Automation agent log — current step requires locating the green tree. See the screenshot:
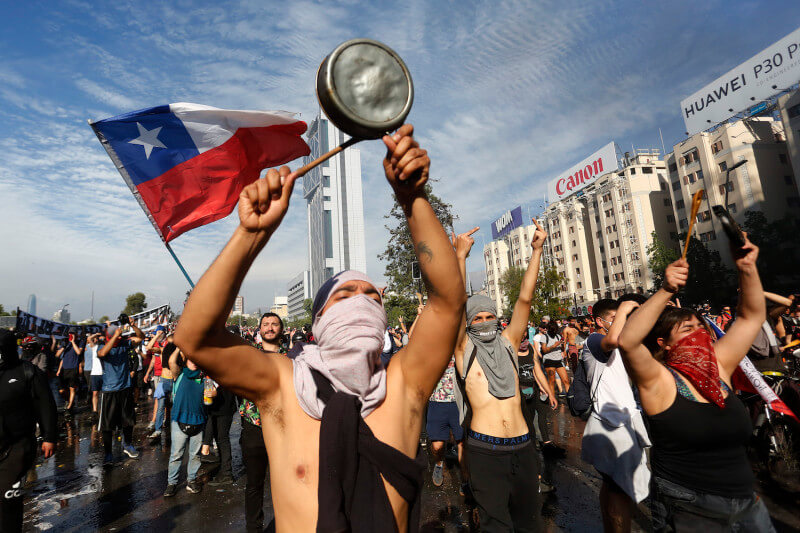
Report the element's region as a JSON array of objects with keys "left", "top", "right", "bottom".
[
  {"left": 122, "top": 292, "right": 147, "bottom": 316},
  {"left": 497, "top": 265, "right": 568, "bottom": 322},
  {"left": 742, "top": 210, "right": 800, "bottom": 292},
  {"left": 681, "top": 234, "right": 735, "bottom": 308},
  {"left": 646, "top": 231, "right": 680, "bottom": 290},
  {"left": 379, "top": 184, "right": 456, "bottom": 299},
  {"left": 383, "top": 294, "right": 419, "bottom": 329},
  {"left": 99, "top": 315, "right": 109, "bottom": 323}
]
